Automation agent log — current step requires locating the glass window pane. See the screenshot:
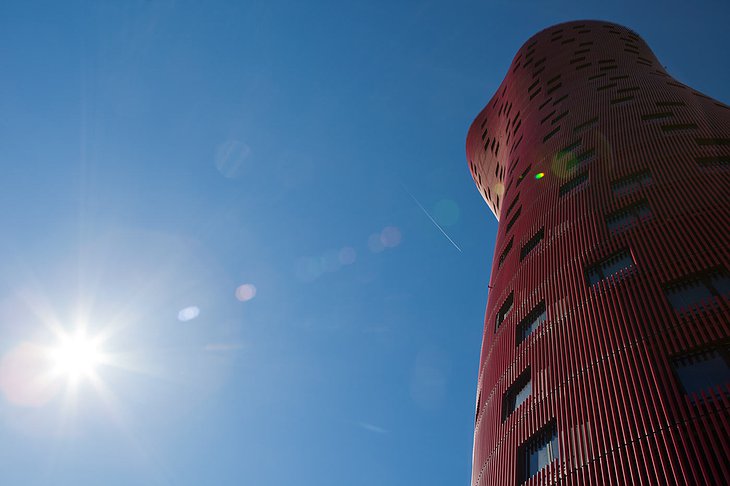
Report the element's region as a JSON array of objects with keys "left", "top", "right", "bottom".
[
  {"left": 710, "top": 273, "right": 730, "bottom": 297},
  {"left": 673, "top": 349, "right": 730, "bottom": 397},
  {"left": 666, "top": 281, "right": 713, "bottom": 311},
  {"left": 601, "top": 252, "right": 633, "bottom": 277}
]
